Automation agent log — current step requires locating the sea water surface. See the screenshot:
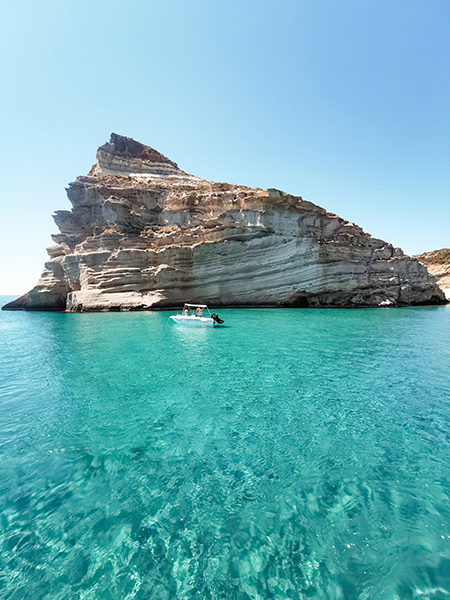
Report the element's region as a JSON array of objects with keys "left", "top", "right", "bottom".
[{"left": 1, "top": 297, "right": 450, "bottom": 600}]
